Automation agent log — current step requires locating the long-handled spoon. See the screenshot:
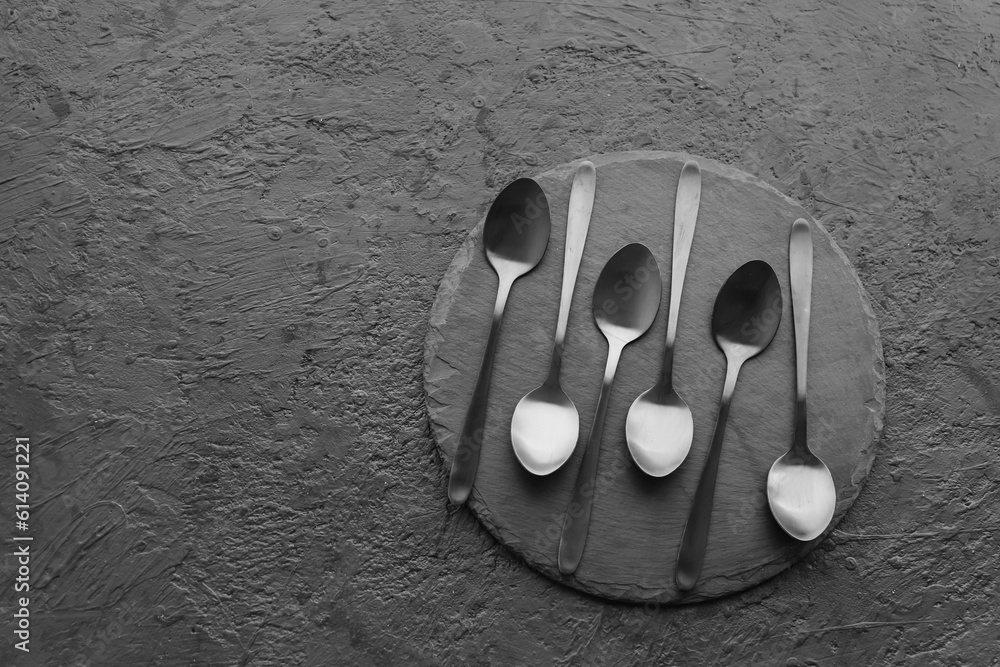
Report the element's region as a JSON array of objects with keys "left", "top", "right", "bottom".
[
  {"left": 767, "top": 219, "right": 837, "bottom": 541},
  {"left": 558, "top": 243, "right": 662, "bottom": 574},
  {"left": 626, "top": 160, "right": 702, "bottom": 476},
  {"left": 511, "top": 162, "right": 597, "bottom": 475},
  {"left": 448, "top": 179, "right": 551, "bottom": 506},
  {"left": 675, "top": 260, "right": 782, "bottom": 591}
]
